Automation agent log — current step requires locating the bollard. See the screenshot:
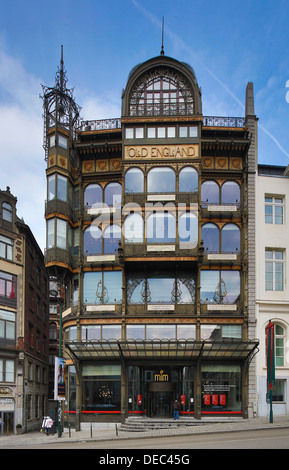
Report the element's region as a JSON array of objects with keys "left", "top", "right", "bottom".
[
  {"left": 90, "top": 422, "right": 92, "bottom": 438},
  {"left": 69, "top": 424, "right": 71, "bottom": 438},
  {"left": 115, "top": 423, "right": 118, "bottom": 436}
]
